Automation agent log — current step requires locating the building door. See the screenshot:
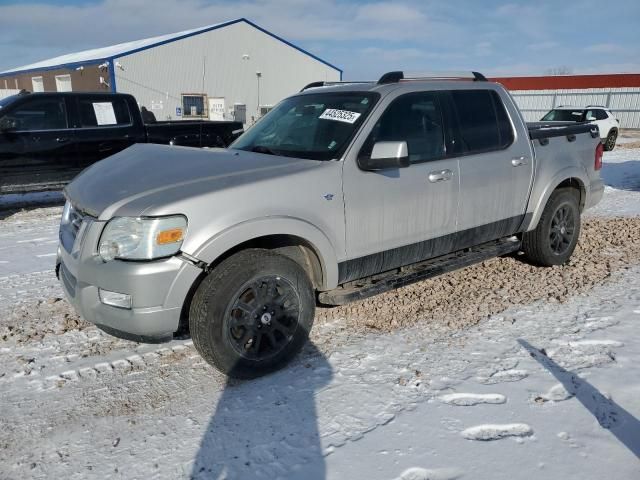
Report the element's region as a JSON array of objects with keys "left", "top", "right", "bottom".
[{"left": 208, "top": 97, "right": 225, "bottom": 121}]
